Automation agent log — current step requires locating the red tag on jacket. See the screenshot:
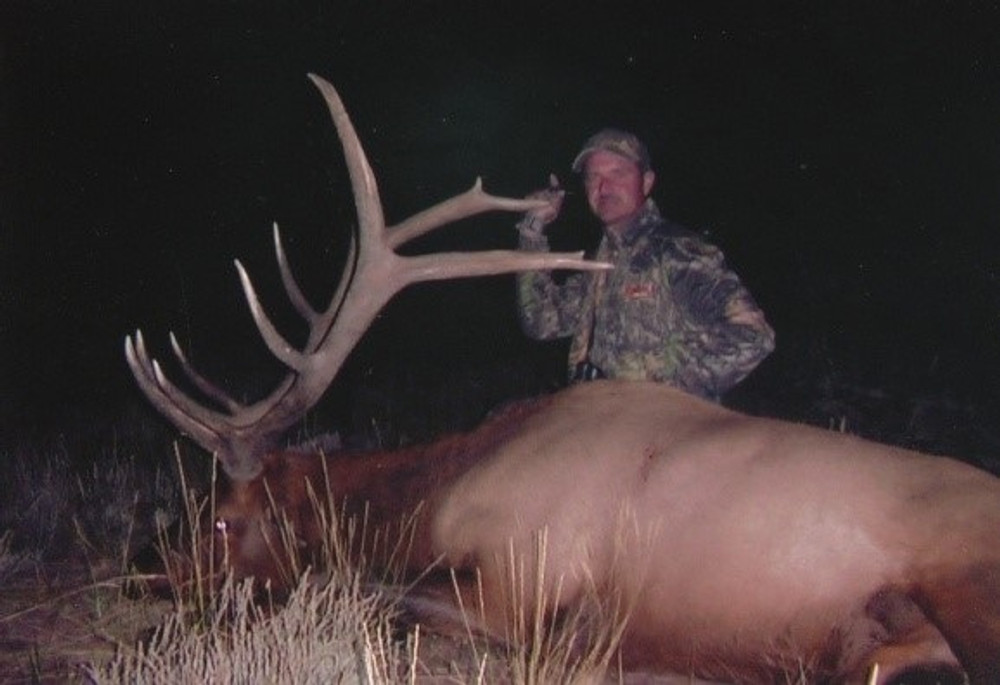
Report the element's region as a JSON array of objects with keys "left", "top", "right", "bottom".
[{"left": 623, "top": 282, "right": 656, "bottom": 299}]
